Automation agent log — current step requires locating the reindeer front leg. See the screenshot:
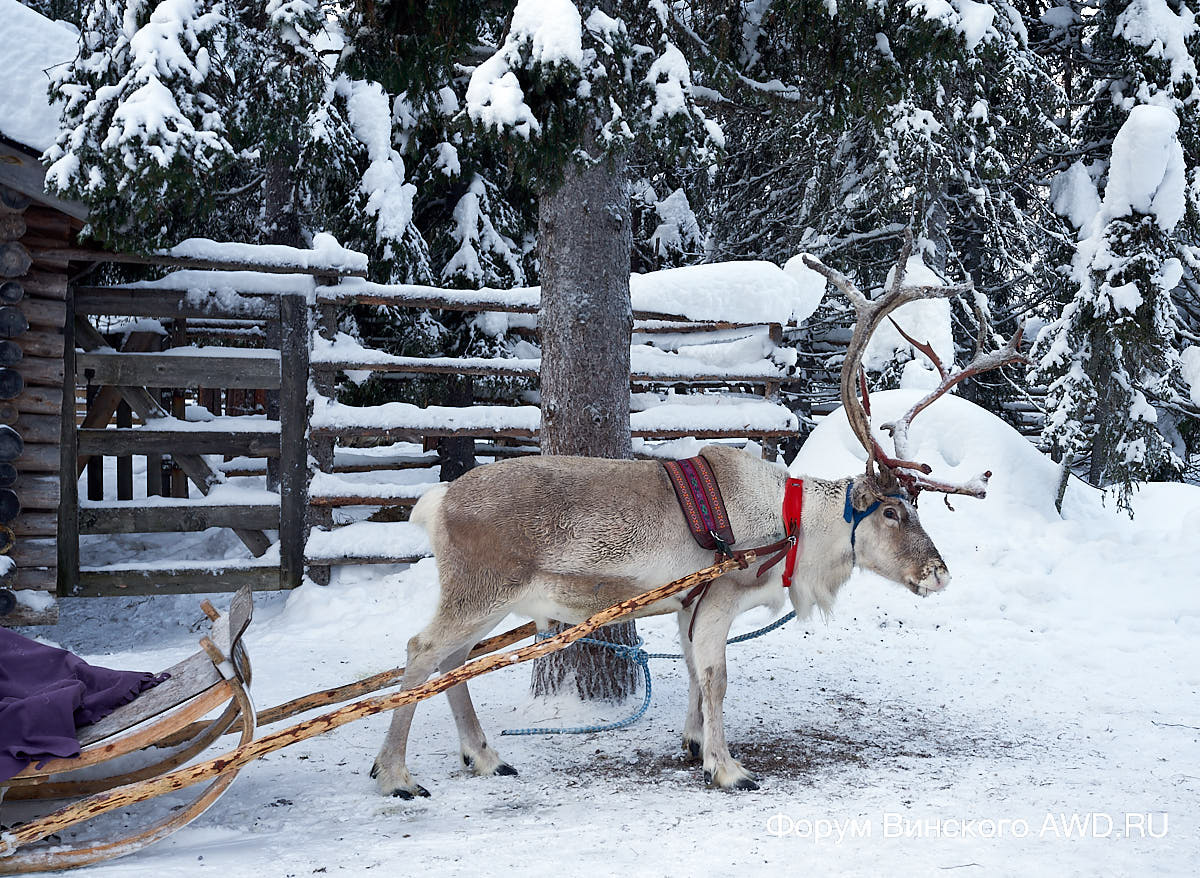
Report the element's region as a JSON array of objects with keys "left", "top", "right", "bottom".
[
  {"left": 688, "top": 599, "right": 760, "bottom": 791},
  {"left": 677, "top": 610, "right": 703, "bottom": 762}
]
